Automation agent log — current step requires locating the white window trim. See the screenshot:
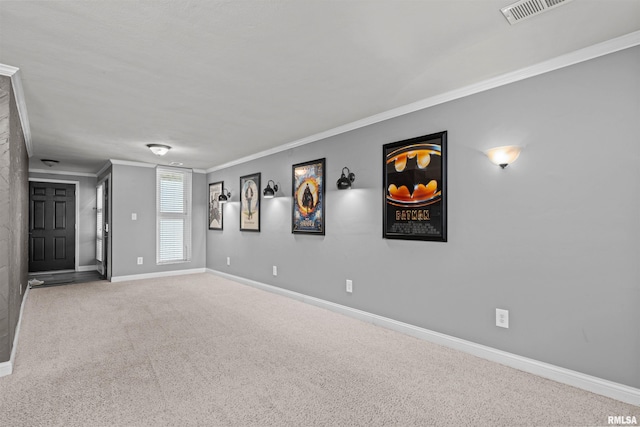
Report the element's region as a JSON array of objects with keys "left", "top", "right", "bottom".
[{"left": 156, "top": 166, "right": 192, "bottom": 265}]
